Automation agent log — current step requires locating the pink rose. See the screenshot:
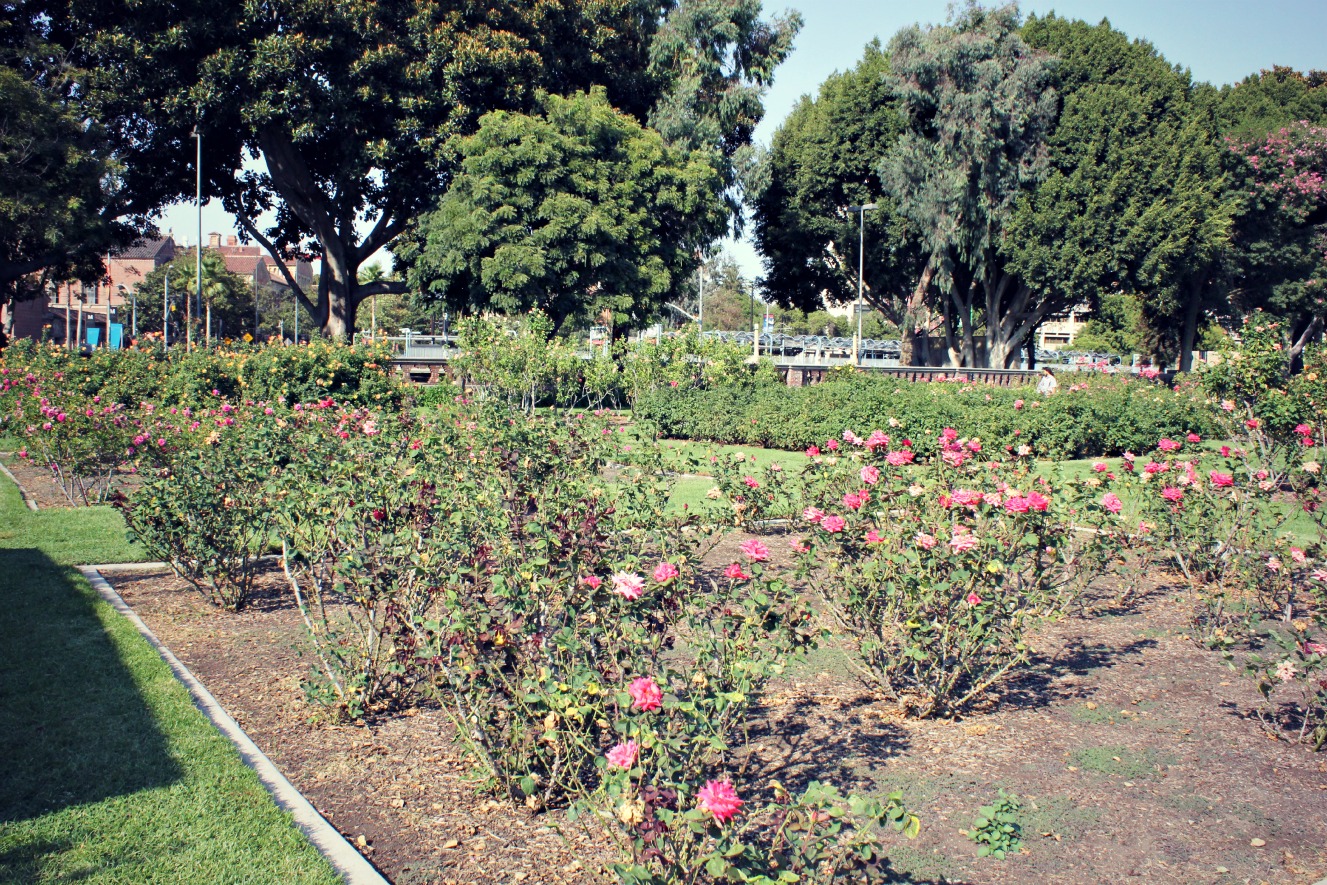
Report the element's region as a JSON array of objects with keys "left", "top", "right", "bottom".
[
  {"left": 1290, "top": 547, "right": 1307, "bottom": 564},
  {"left": 1013, "top": 399, "right": 1025, "bottom": 410},
  {"left": 865, "top": 430, "right": 890, "bottom": 451},
  {"left": 806, "top": 445, "right": 820, "bottom": 457},
  {"left": 1026, "top": 491, "right": 1050, "bottom": 512},
  {"left": 742, "top": 475, "right": 760, "bottom": 489},
  {"left": 628, "top": 677, "right": 663, "bottom": 712},
  {"left": 825, "top": 439, "right": 839, "bottom": 451},
  {"left": 1186, "top": 433, "right": 1202, "bottom": 443},
  {"left": 860, "top": 465, "right": 880, "bottom": 485},
  {"left": 724, "top": 562, "right": 752, "bottom": 581},
  {"left": 914, "top": 532, "right": 938, "bottom": 550},
  {"left": 739, "top": 539, "right": 770, "bottom": 561},
  {"left": 1004, "top": 496, "right": 1030, "bottom": 514},
  {"left": 803, "top": 506, "right": 824, "bottom": 524},
  {"left": 865, "top": 529, "right": 884, "bottom": 543},
  {"left": 606, "top": 740, "right": 639, "bottom": 769},
  {"left": 697, "top": 780, "right": 743, "bottom": 823},
  {"left": 949, "top": 531, "right": 979, "bottom": 552},
  {"left": 966, "top": 592, "right": 981, "bottom": 606},
  {"left": 885, "top": 450, "right": 914, "bottom": 467},
  {"left": 652, "top": 562, "right": 679, "bottom": 583},
  {"left": 842, "top": 491, "right": 866, "bottom": 511},
  {"left": 1209, "top": 471, "right": 1234, "bottom": 488},
  {"left": 821, "top": 515, "right": 846, "bottom": 533},
  {"left": 1102, "top": 492, "right": 1123, "bottom": 514},
  {"left": 1161, "top": 487, "right": 1184, "bottom": 503},
  {"left": 1157, "top": 438, "right": 1181, "bottom": 452},
  {"left": 788, "top": 537, "right": 809, "bottom": 554},
  {"left": 1092, "top": 462, "right": 1108, "bottom": 473},
  {"left": 611, "top": 572, "right": 646, "bottom": 600}
]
